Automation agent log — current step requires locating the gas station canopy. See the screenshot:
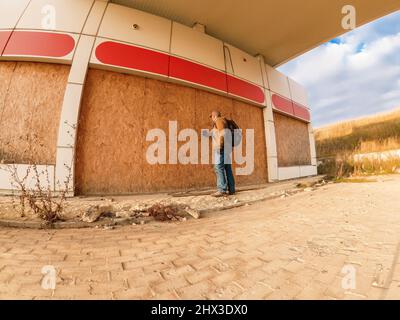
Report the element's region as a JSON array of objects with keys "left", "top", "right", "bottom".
[{"left": 114, "top": 0, "right": 400, "bottom": 66}]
